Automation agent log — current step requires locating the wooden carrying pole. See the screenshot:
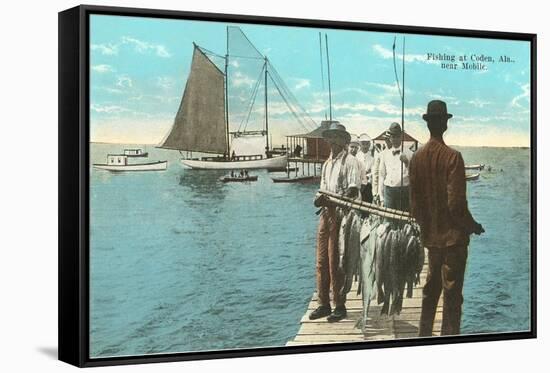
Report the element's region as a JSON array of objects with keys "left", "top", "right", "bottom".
[{"left": 319, "top": 190, "right": 414, "bottom": 222}]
